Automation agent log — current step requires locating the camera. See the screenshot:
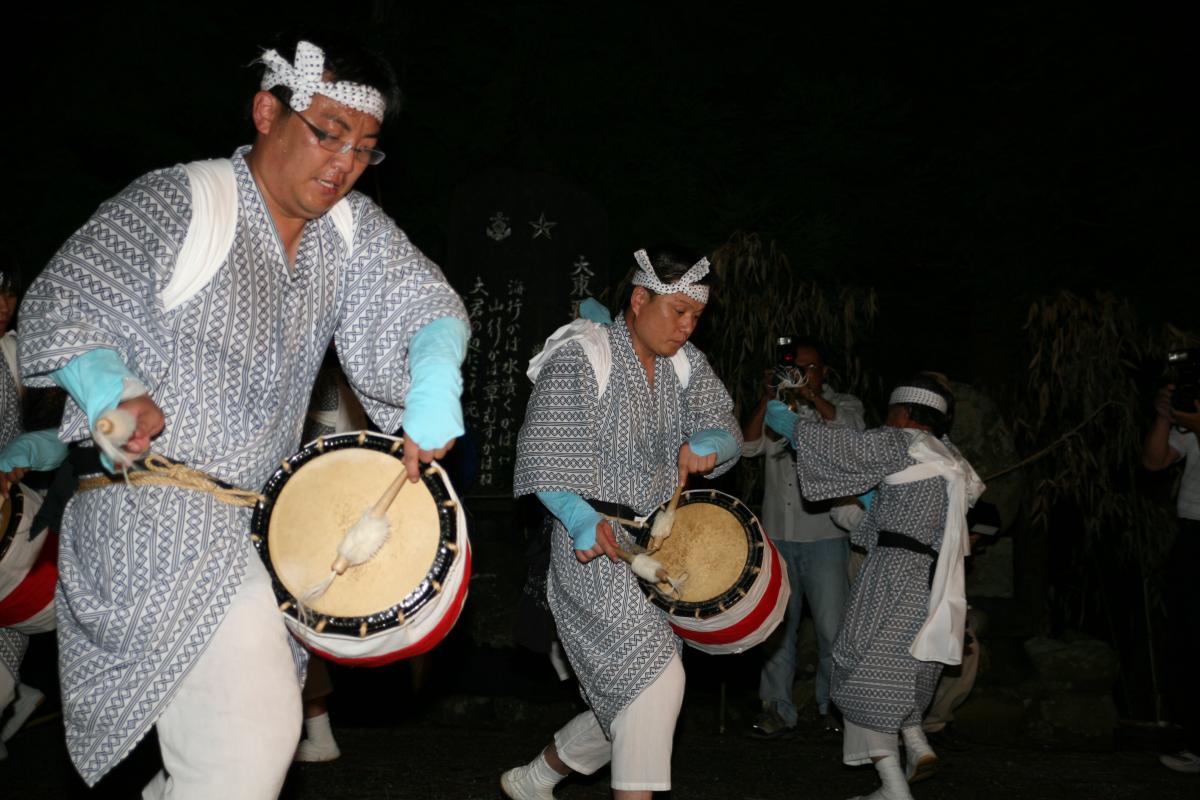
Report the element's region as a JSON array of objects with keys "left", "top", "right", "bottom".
[
  {"left": 774, "top": 336, "right": 797, "bottom": 368},
  {"left": 771, "top": 336, "right": 808, "bottom": 408},
  {"left": 1166, "top": 348, "right": 1200, "bottom": 414}
]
